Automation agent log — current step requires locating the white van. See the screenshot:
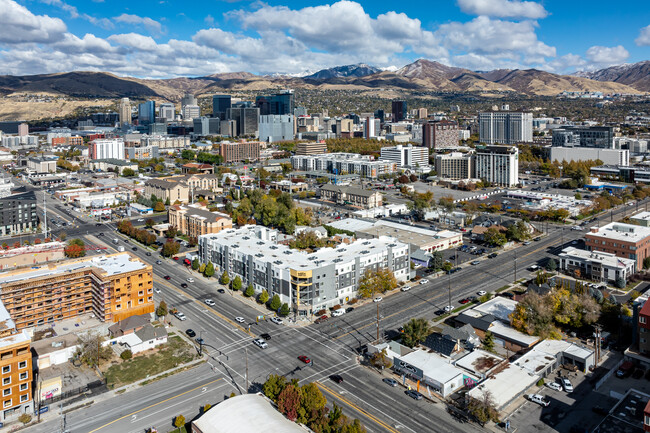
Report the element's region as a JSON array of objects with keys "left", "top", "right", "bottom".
[{"left": 332, "top": 309, "right": 345, "bottom": 317}]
